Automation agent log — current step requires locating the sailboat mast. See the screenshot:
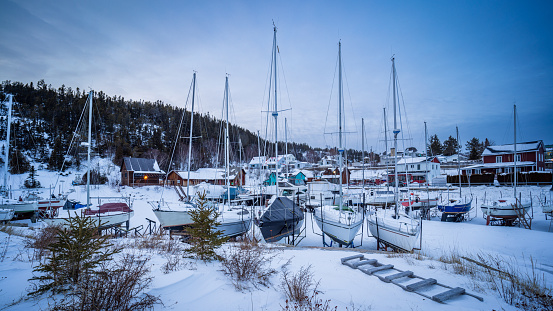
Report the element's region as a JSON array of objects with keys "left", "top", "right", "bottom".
[
  {"left": 392, "top": 57, "right": 400, "bottom": 215},
  {"left": 3, "top": 95, "right": 12, "bottom": 193},
  {"left": 87, "top": 90, "right": 93, "bottom": 209},
  {"left": 514, "top": 104, "right": 517, "bottom": 197},
  {"left": 272, "top": 25, "right": 279, "bottom": 196},
  {"left": 225, "top": 76, "right": 230, "bottom": 204},
  {"left": 338, "top": 41, "right": 343, "bottom": 209},
  {"left": 424, "top": 121, "right": 428, "bottom": 183},
  {"left": 362, "top": 118, "right": 365, "bottom": 190},
  {"left": 285, "top": 118, "right": 288, "bottom": 176},
  {"left": 384, "top": 107, "right": 389, "bottom": 192},
  {"left": 456, "top": 126, "right": 461, "bottom": 198},
  {"left": 186, "top": 72, "right": 196, "bottom": 198}
]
